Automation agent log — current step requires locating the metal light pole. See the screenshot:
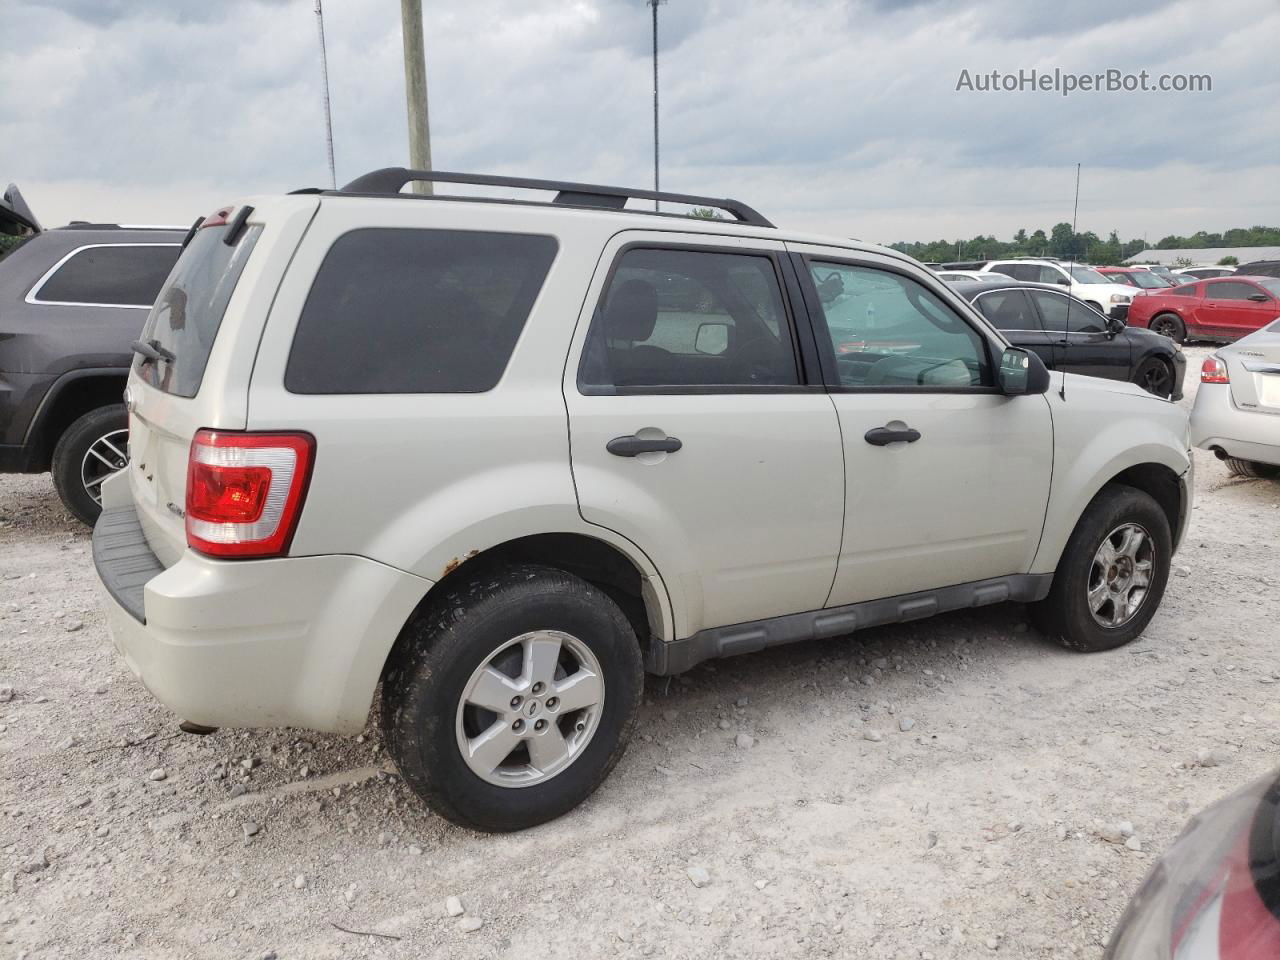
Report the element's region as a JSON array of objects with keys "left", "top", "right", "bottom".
[
  {"left": 400, "top": 0, "right": 433, "bottom": 194},
  {"left": 313, "top": 0, "right": 337, "bottom": 188},
  {"left": 648, "top": 0, "right": 666, "bottom": 210}
]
